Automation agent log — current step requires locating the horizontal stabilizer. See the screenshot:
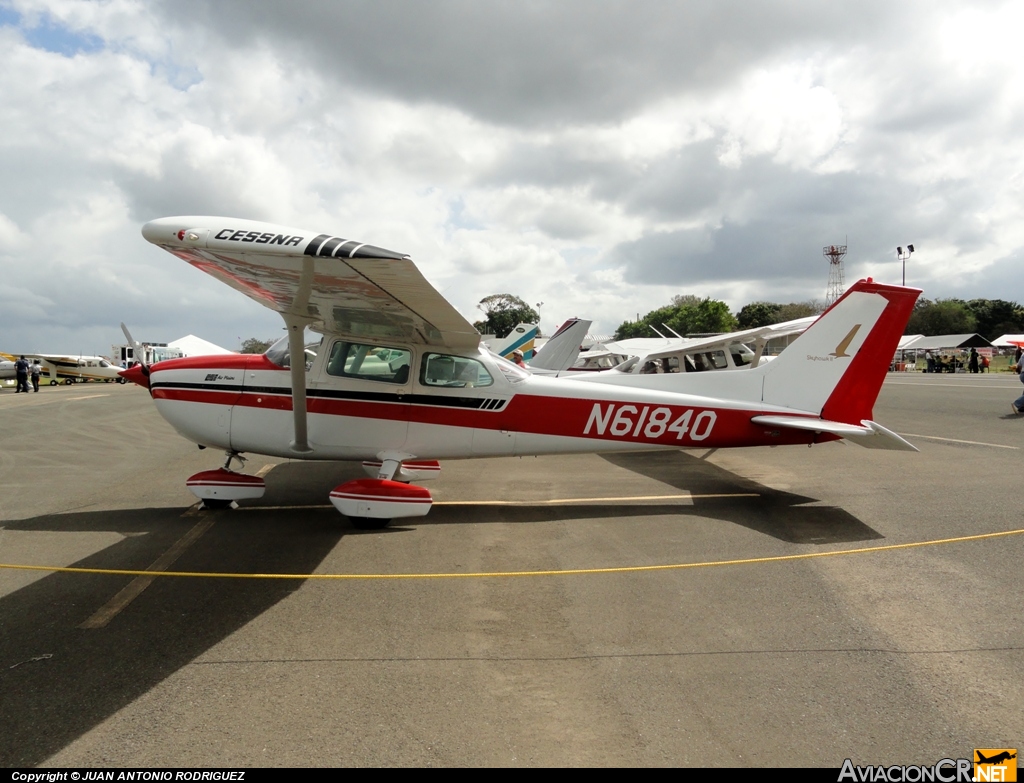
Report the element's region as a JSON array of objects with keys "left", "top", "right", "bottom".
[{"left": 751, "top": 415, "right": 918, "bottom": 452}]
